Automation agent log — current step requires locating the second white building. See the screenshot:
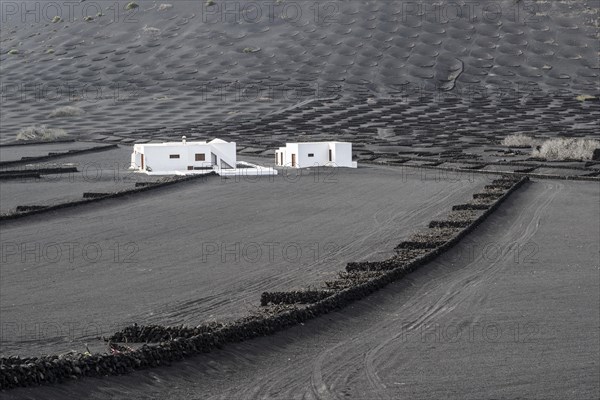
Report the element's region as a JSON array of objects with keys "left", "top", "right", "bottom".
[{"left": 275, "top": 142, "right": 357, "bottom": 168}]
